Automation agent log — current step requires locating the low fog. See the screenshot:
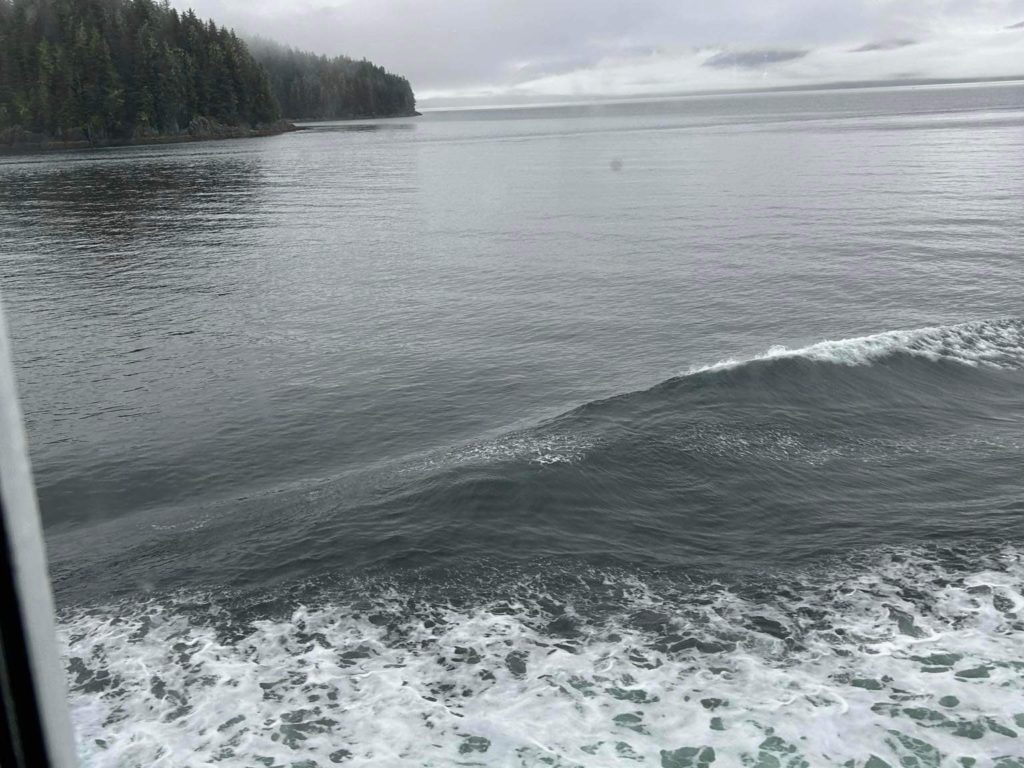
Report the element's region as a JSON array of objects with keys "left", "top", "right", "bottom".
[{"left": 176, "top": 0, "right": 1024, "bottom": 105}]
